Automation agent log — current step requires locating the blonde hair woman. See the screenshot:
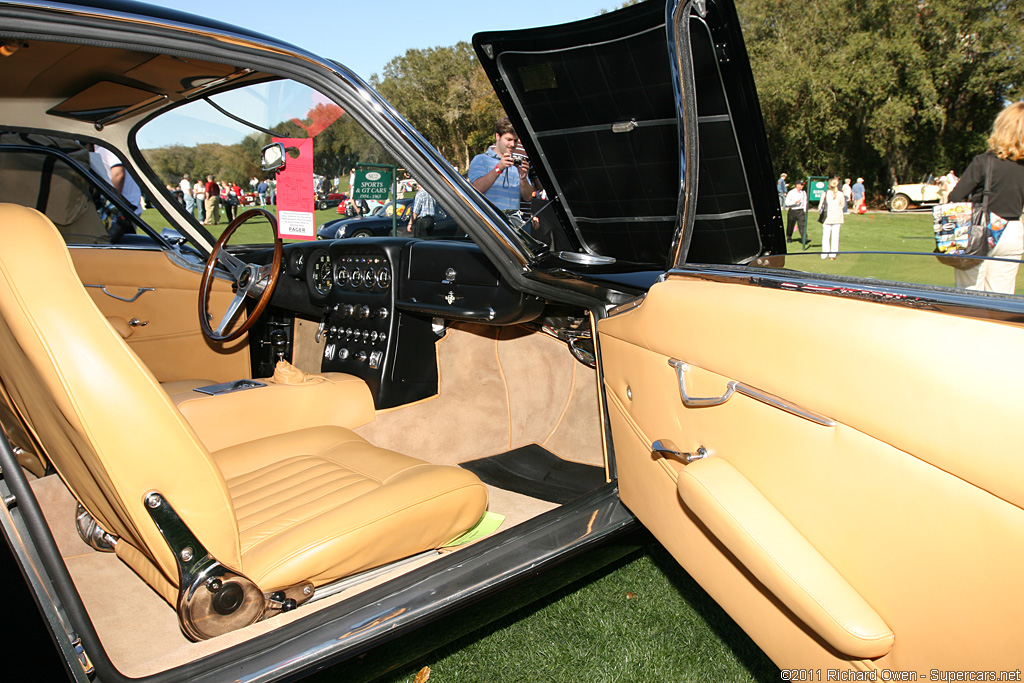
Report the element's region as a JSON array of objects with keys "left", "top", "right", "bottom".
[
  {"left": 948, "top": 102, "right": 1024, "bottom": 293},
  {"left": 818, "top": 177, "right": 846, "bottom": 259}
]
